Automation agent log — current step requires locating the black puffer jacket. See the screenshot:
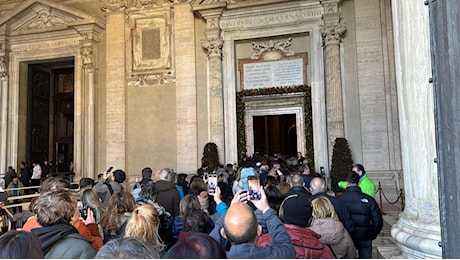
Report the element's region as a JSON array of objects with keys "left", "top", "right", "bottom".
[{"left": 337, "top": 186, "right": 383, "bottom": 241}]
